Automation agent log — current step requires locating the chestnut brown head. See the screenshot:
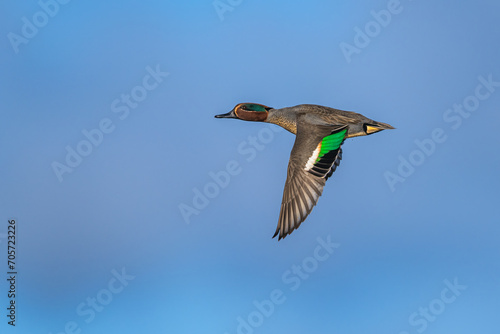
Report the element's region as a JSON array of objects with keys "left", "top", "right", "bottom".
[{"left": 215, "top": 103, "right": 272, "bottom": 122}]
